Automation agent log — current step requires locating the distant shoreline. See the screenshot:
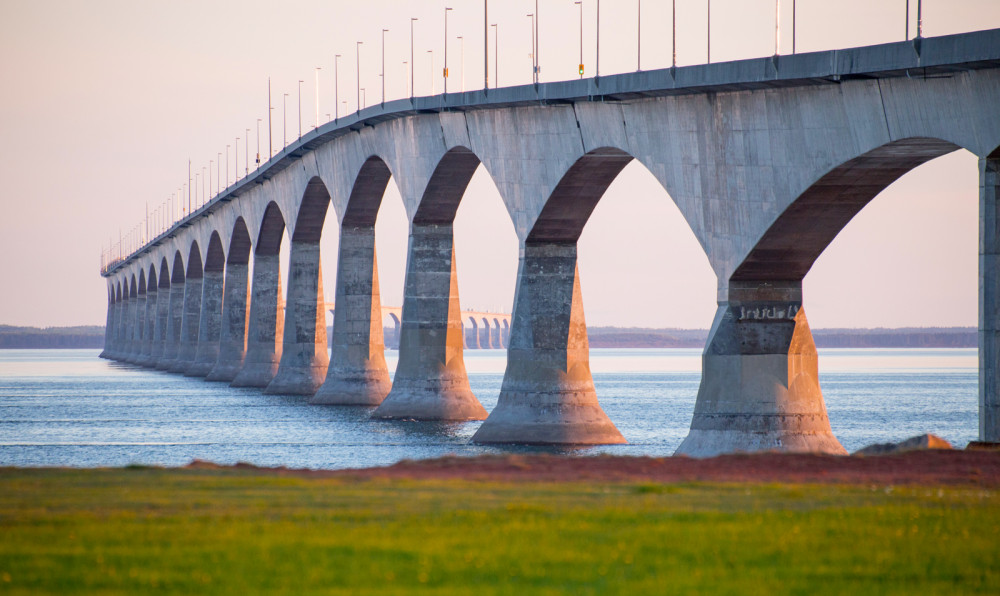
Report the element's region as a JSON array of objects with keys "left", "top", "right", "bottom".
[{"left": 0, "top": 324, "right": 978, "bottom": 349}]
